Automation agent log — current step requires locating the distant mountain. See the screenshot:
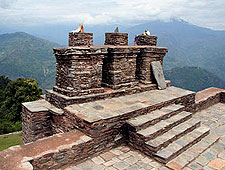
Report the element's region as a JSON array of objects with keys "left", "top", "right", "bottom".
[
  {"left": 125, "top": 20, "right": 225, "bottom": 81},
  {"left": 165, "top": 66, "right": 225, "bottom": 92},
  {"left": 0, "top": 32, "right": 60, "bottom": 90}
]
